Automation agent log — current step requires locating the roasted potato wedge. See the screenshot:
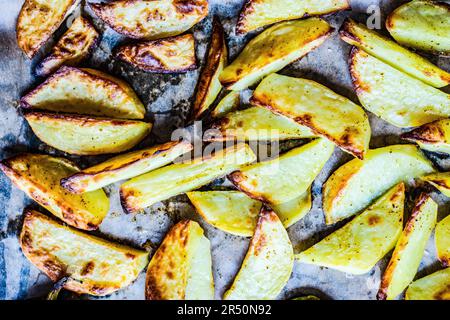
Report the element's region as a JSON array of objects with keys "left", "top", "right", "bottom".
[
  {"left": 192, "top": 18, "right": 227, "bottom": 120},
  {"left": 402, "top": 119, "right": 450, "bottom": 155},
  {"left": 211, "top": 91, "right": 240, "bottom": 119},
  {"left": 229, "top": 138, "right": 334, "bottom": 204},
  {"left": 0, "top": 154, "right": 109, "bottom": 230},
  {"left": 20, "top": 209, "right": 148, "bottom": 295},
  {"left": 120, "top": 143, "right": 256, "bottom": 213},
  {"left": 205, "top": 106, "right": 314, "bottom": 142},
  {"left": 350, "top": 48, "right": 450, "bottom": 128},
  {"left": 378, "top": 193, "right": 437, "bottom": 300},
  {"left": 436, "top": 214, "right": 450, "bottom": 266},
  {"left": 422, "top": 172, "right": 450, "bottom": 197},
  {"left": 323, "top": 144, "right": 434, "bottom": 224},
  {"left": 297, "top": 183, "right": 405, "bottom": 275},
  {"left": 271, "top": 189, "right": 312, "bottom": 228},
  {"left": 219, "top": 18, "right": 332, "bottom": 91},
  {"left": 236, "top": 0, "right": 349, "bottom": 34},
  {"left": 89, "top": 0, "right": 208, "bottom": 40},
  {"left": 224, "top": 207, "right": 294, "bottom": 299},
  {"left": 386, "top": 0, "right": 450, "bottom": 55},
  {"left": 252, "top": 73, "right": 370, "bottom": 159},
  {"left": 61, "top": 141, "right": 192, "bottom": 193},
  {"left": 146, "top": 220, "right": 214, "bottom": 300},
  {"left": 115, "top": 34, "right": 197, "bottom": 73},
  {"left": 405, "top": 267, "right": 450, "bottom": 300},
  {"left": 21, "top": 66, "right": 145, "bottom": 119},
  {"left": 25, "top": 112, "right": 151, "bottom": 156},
  {"left": 340, "top": 18, "right": 450, "bottom": 88},
  {"left": 35, "top": 16, "right": 99, "bottom": 77},
  {"left": 16, "top": 0, "right": 80, "bottom": 58}
]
